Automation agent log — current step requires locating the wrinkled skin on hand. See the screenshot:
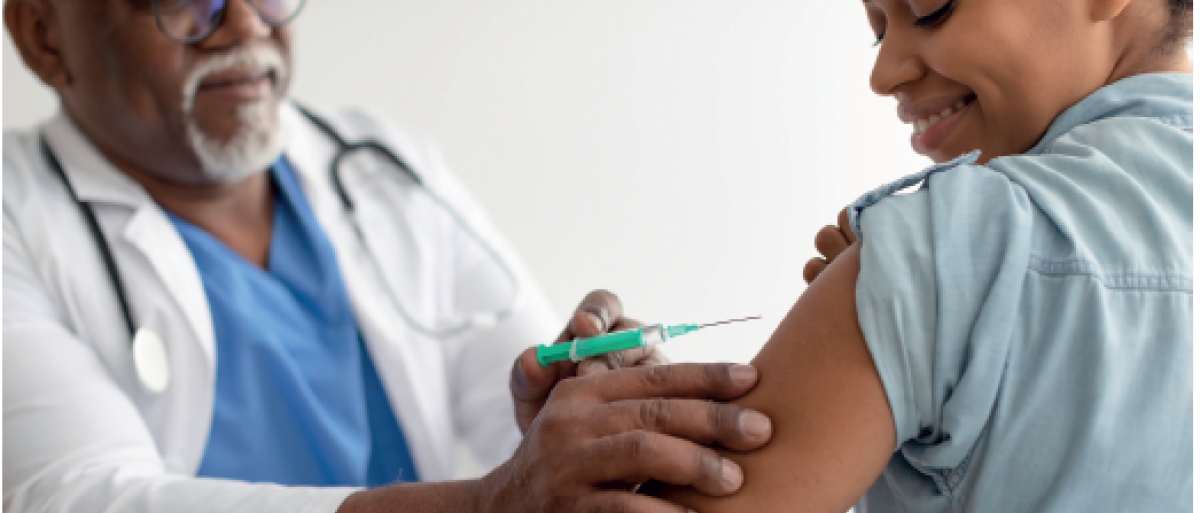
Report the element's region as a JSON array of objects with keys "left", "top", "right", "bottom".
[
  {"left": 481, "top": 360, "right": 772, "bottom": 513},
  {"left": 511, "top": 289, "right": 669, "bottom": 434}
]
